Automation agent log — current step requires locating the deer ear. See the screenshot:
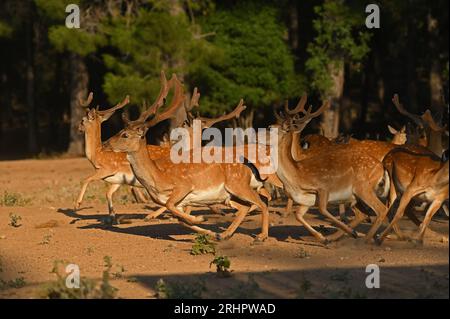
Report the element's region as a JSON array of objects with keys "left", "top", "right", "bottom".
[
  {"left": 400, "top": 125, "right": 406, "bottom": 133},
  {"left": 387, "top": 125, "right": 397, "bottom": 135},
  {"left": 136, "top": 125, "right": 147, "bottom": 138}
]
